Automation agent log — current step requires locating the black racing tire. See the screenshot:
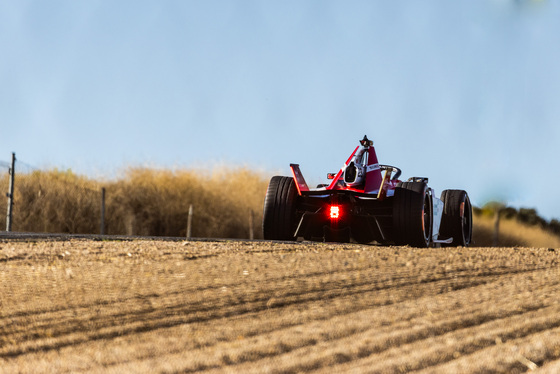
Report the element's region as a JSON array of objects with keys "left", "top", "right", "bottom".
[
  {"left": 262, "top": 176, "right": 299, "bottom": 240},
  {"left": 439, "top": 190, "right": 472, "bottom": 247},
  {"left": 393, "top": 182, "right": 432, "bottom": 247}
]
